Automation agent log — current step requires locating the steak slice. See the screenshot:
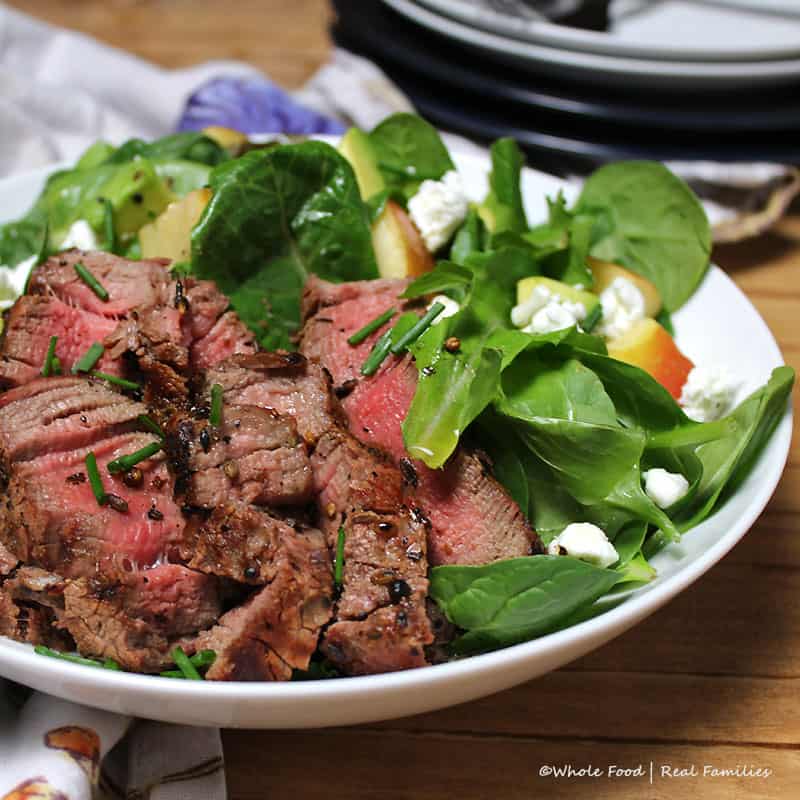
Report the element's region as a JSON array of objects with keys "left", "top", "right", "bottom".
[
  {"left": 311, "top": 429, "right": 432, "bottom": 675},
  {"left": 0, "top": 295, "right": 121, "bottom": 388},
  {"left": 194, "top": 517, "right": 333, "bottom": 681},
  {"left": 59, "top": 564, "right": 221, "bottom": 672},
  {"left": 191, "top": 310, "right": 257, "bottom": 370},
  {"left": 205, "top": 351, "right": 342, "bottom": 445},
  {"left": 301, "top": 276, "right": 540, "bottom": 566},
  {"left": 165, "top": 406, "right": 313, "bottom": 510},
  {"left": 0, "top": 378, "right": 182, "bottom": 576}
]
